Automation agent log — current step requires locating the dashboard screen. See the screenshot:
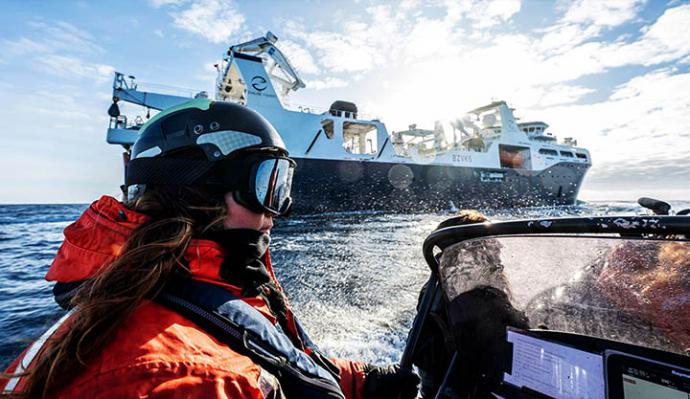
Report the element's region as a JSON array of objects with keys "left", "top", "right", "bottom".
[{"left": 622, "top": 366, "right": 690, "bottom": 399}]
